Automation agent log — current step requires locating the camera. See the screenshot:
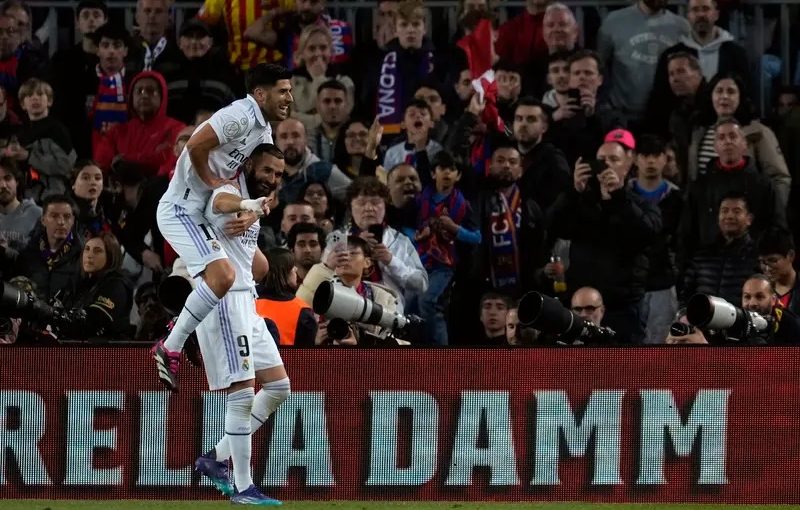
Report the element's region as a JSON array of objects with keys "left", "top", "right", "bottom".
[
  {"left": 312, "top": 281, "right": 423, "bottom": 343},
  {"left": 0, "top": 280, "right": 86, "bottom": 336},
  {"left": 685, "top": 294, "right": 770, "bottom": 343},
  {"left": 517, "top": 291, "right": 616, "bottom": 344}
]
